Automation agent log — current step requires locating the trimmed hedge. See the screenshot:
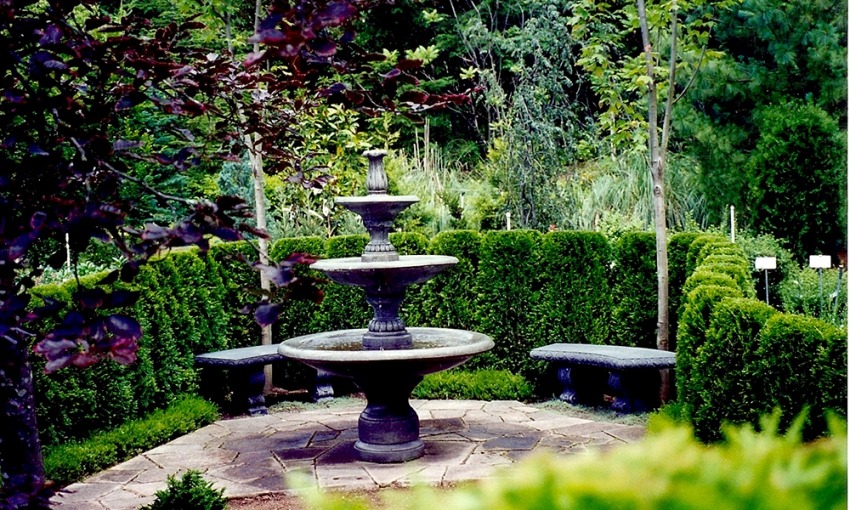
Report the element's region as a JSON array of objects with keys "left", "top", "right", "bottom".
[
  {"left": 422, "top": 230, "right": 483, "bottom": 330},
  {"left": 690, "top": 298, "right": 778, "bottom": 441},
  {"left": 43, "top": 395, "right": 218, "bottom": 487},
  {"left": 473, "top": 230, "right": 541, "bottom": 375},
  {"left": 411, "top": 369, "right": 533, "bottom": 401},
  {"left": 667, "top": 232, "right": 700, "bottom": 350},
  {"left": 610, "top": 232, "right": 656, "bottom": 348}
]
